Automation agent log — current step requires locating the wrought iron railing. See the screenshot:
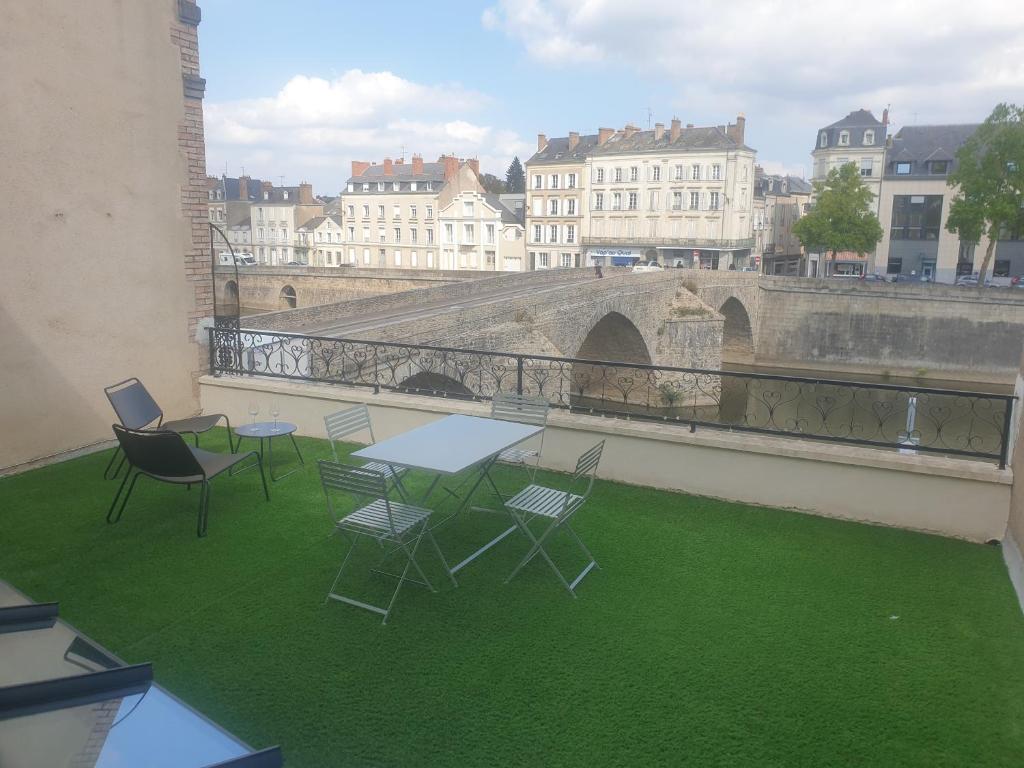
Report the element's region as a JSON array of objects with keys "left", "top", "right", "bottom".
[{"left": 208, "top": 328, "right": 1016, "bottom": 467}]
